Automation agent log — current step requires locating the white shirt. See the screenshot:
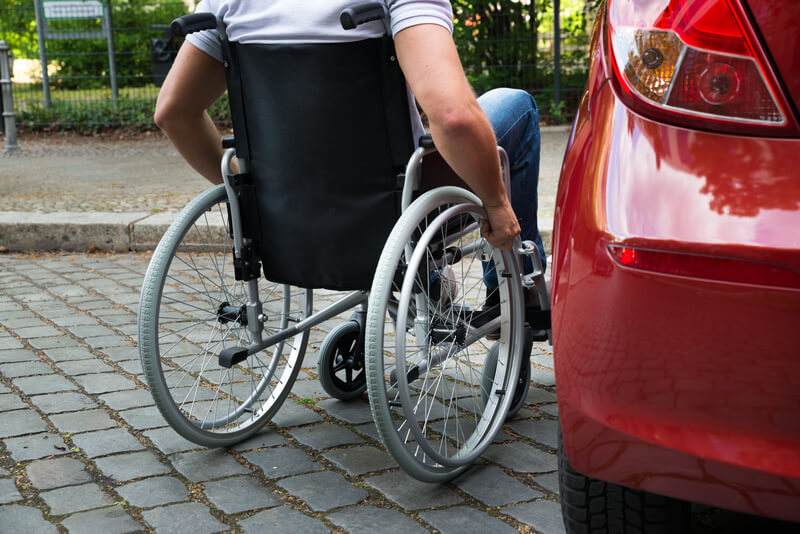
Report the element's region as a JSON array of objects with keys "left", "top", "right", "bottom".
[{"left": 186, "top": 0, "right": 454, "bottom": 144}]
